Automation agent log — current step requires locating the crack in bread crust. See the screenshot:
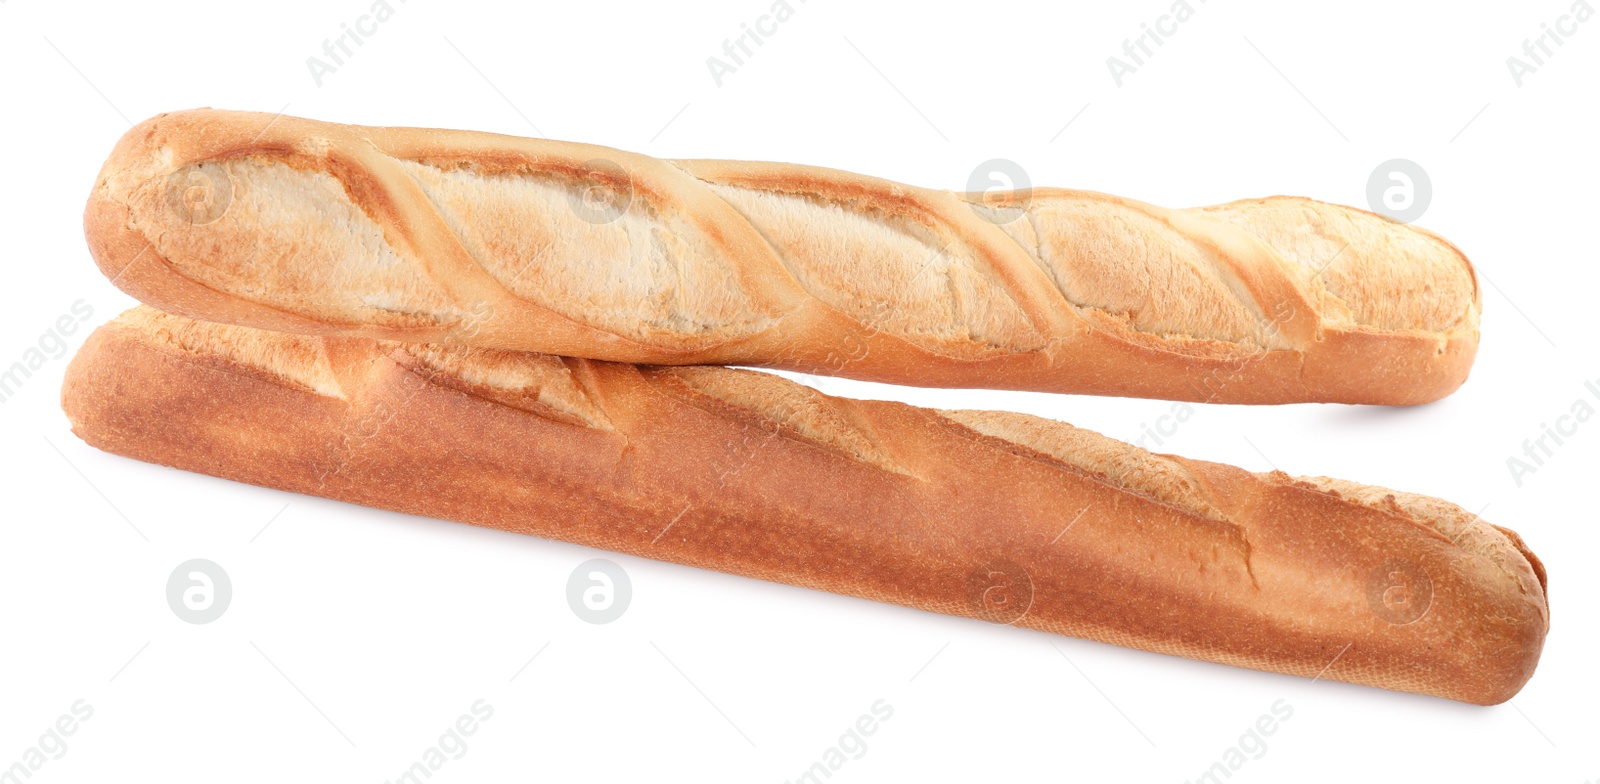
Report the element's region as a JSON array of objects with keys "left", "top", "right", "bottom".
[
  {"left": 400, "top": 160, "right": 781, "bottom": 347},
  {"left": 704, "top": 182, "right": 1047, "bottom": 357},
  {"left": 130, "top": 158, "right": 466, "bottom": 328},
  {"left": 116, "top": 306, "right": 344, "bottom": 397},
  {"left": 1002, "top": 193, "right": 1291, "bottom": 348},
  {"left": 388, "top": 344, "right": 614, "bottom": 431},
  {"left": 652, "top": 365, "right": 913, "bottom": 476},
  {"left": 1284, "top": 474, "right": 1547, "bottom": 612},
  {"left": 934, "top": 408, "right": 1227, "bottom": 521},
  {"left": 1200, "top": 198, "right": 1479, "bottom": 335}
]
